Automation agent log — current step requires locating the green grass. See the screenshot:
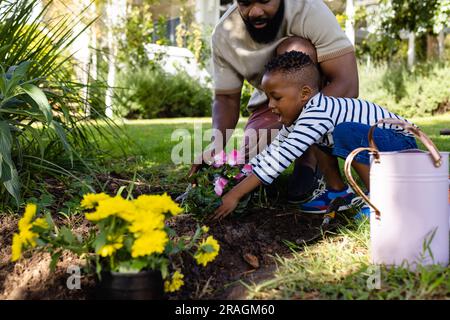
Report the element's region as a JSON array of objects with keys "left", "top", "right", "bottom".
[
  {"left": 96, "top": 114, "right": 449, "bottom": 300},
  {"left": 246, "top": 219, "right": 450, "bottom": 300}
]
